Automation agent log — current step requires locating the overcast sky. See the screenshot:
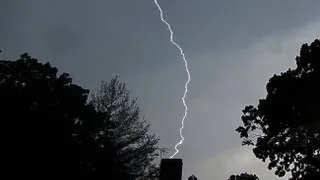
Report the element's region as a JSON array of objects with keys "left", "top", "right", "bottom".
[{"left": 2, "top": 0, "right": 320, "bottom": 179}]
